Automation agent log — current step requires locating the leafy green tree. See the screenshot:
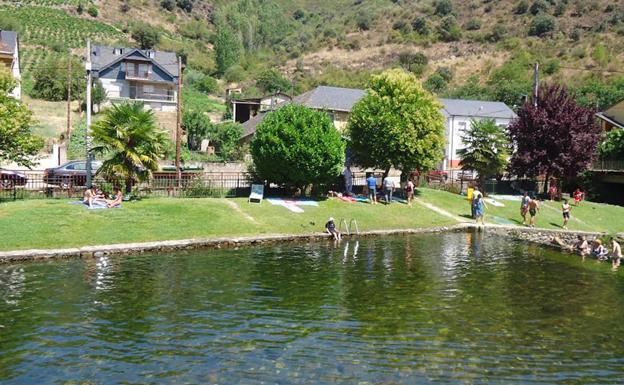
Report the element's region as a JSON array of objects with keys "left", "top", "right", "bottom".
[
  {"left": 131, "top": 23, "right": 161, "bottom": 50},
  {"left": 424, "top": 73, "right": 447, "bottom": 93},
  {"left": 0, "top": 94, "right": 43, "bottom": 168},
  {"left": 0, "top": 67, "right": 16, "bottom": 94},
  {"left": 574, "top": 77, "right": 624, "bottom": 110},
  {"left": 398, "top": 51, "right": 428, "bottom": 76},
  {"left": 92, "top": 80, "right": 107, "bottom": 110},
  {"left": 215, "top": 26, "right": 242, "bottom": 75},
  {"left": 182, "top": 110, "right": 212, "bottom": 151},
  {"left": 251, "top": 104, "right": 345, "bottom": 191},
  {"left": 196, "top": 75, "right": 218, "bottom": 94},
  {"left": 92, "top": 102, "right": 168, "bottom": 193},
  {"left": 210, "top": 122, "right": 243, "bottom": 160},
  {"left": 256, "top": 69, "right": 291, "bottom": 93},
  {"left": 530, "top": 0, "right": 549, "bottom": 15},
  {"left": 348, "top": 69, "right": 445, "bottom": 176},
  {"left": 31, "top": 56, "right": 84, "bottom": 101},
  {"left": 457, "top": 119, "right": 509, "bottom": 187},
  {"left": 412, "top": 16, "right": 430, "bottom": 35},
  {"left": 599, "top": 129, "right": 624, "bottom": 159}
]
